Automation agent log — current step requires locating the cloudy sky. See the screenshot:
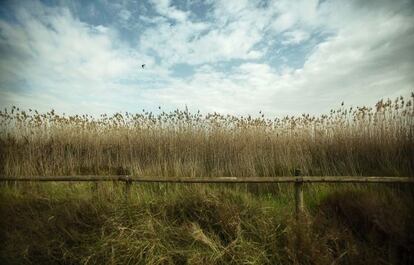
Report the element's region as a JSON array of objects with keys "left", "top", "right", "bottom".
[{"left": 0, "top": 0, "right": 413, "bottom": 116}]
